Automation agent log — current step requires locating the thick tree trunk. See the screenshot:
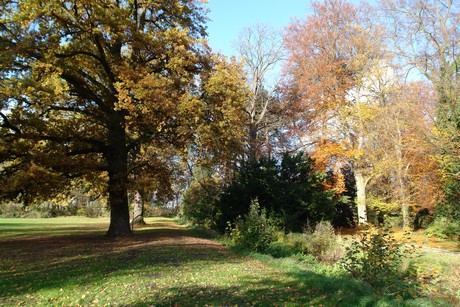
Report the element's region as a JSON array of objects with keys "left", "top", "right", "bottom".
[
  {"left": 106, "top": 111, "right": 132, "bottom": 237},
  {"left": 354, "top": 170, "right": 368, "bottom": 226},
  {"left": 132, "top": 190, "right": 146, "bottom": 225},
  {"left": 265, "top": 128, "right": 271, "bottom": 160}
]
